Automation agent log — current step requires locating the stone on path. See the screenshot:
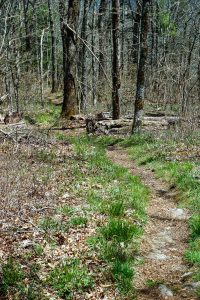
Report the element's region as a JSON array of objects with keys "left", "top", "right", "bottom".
[{"left": 158, "top": 284, "right": 174, "bottom": 297}]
